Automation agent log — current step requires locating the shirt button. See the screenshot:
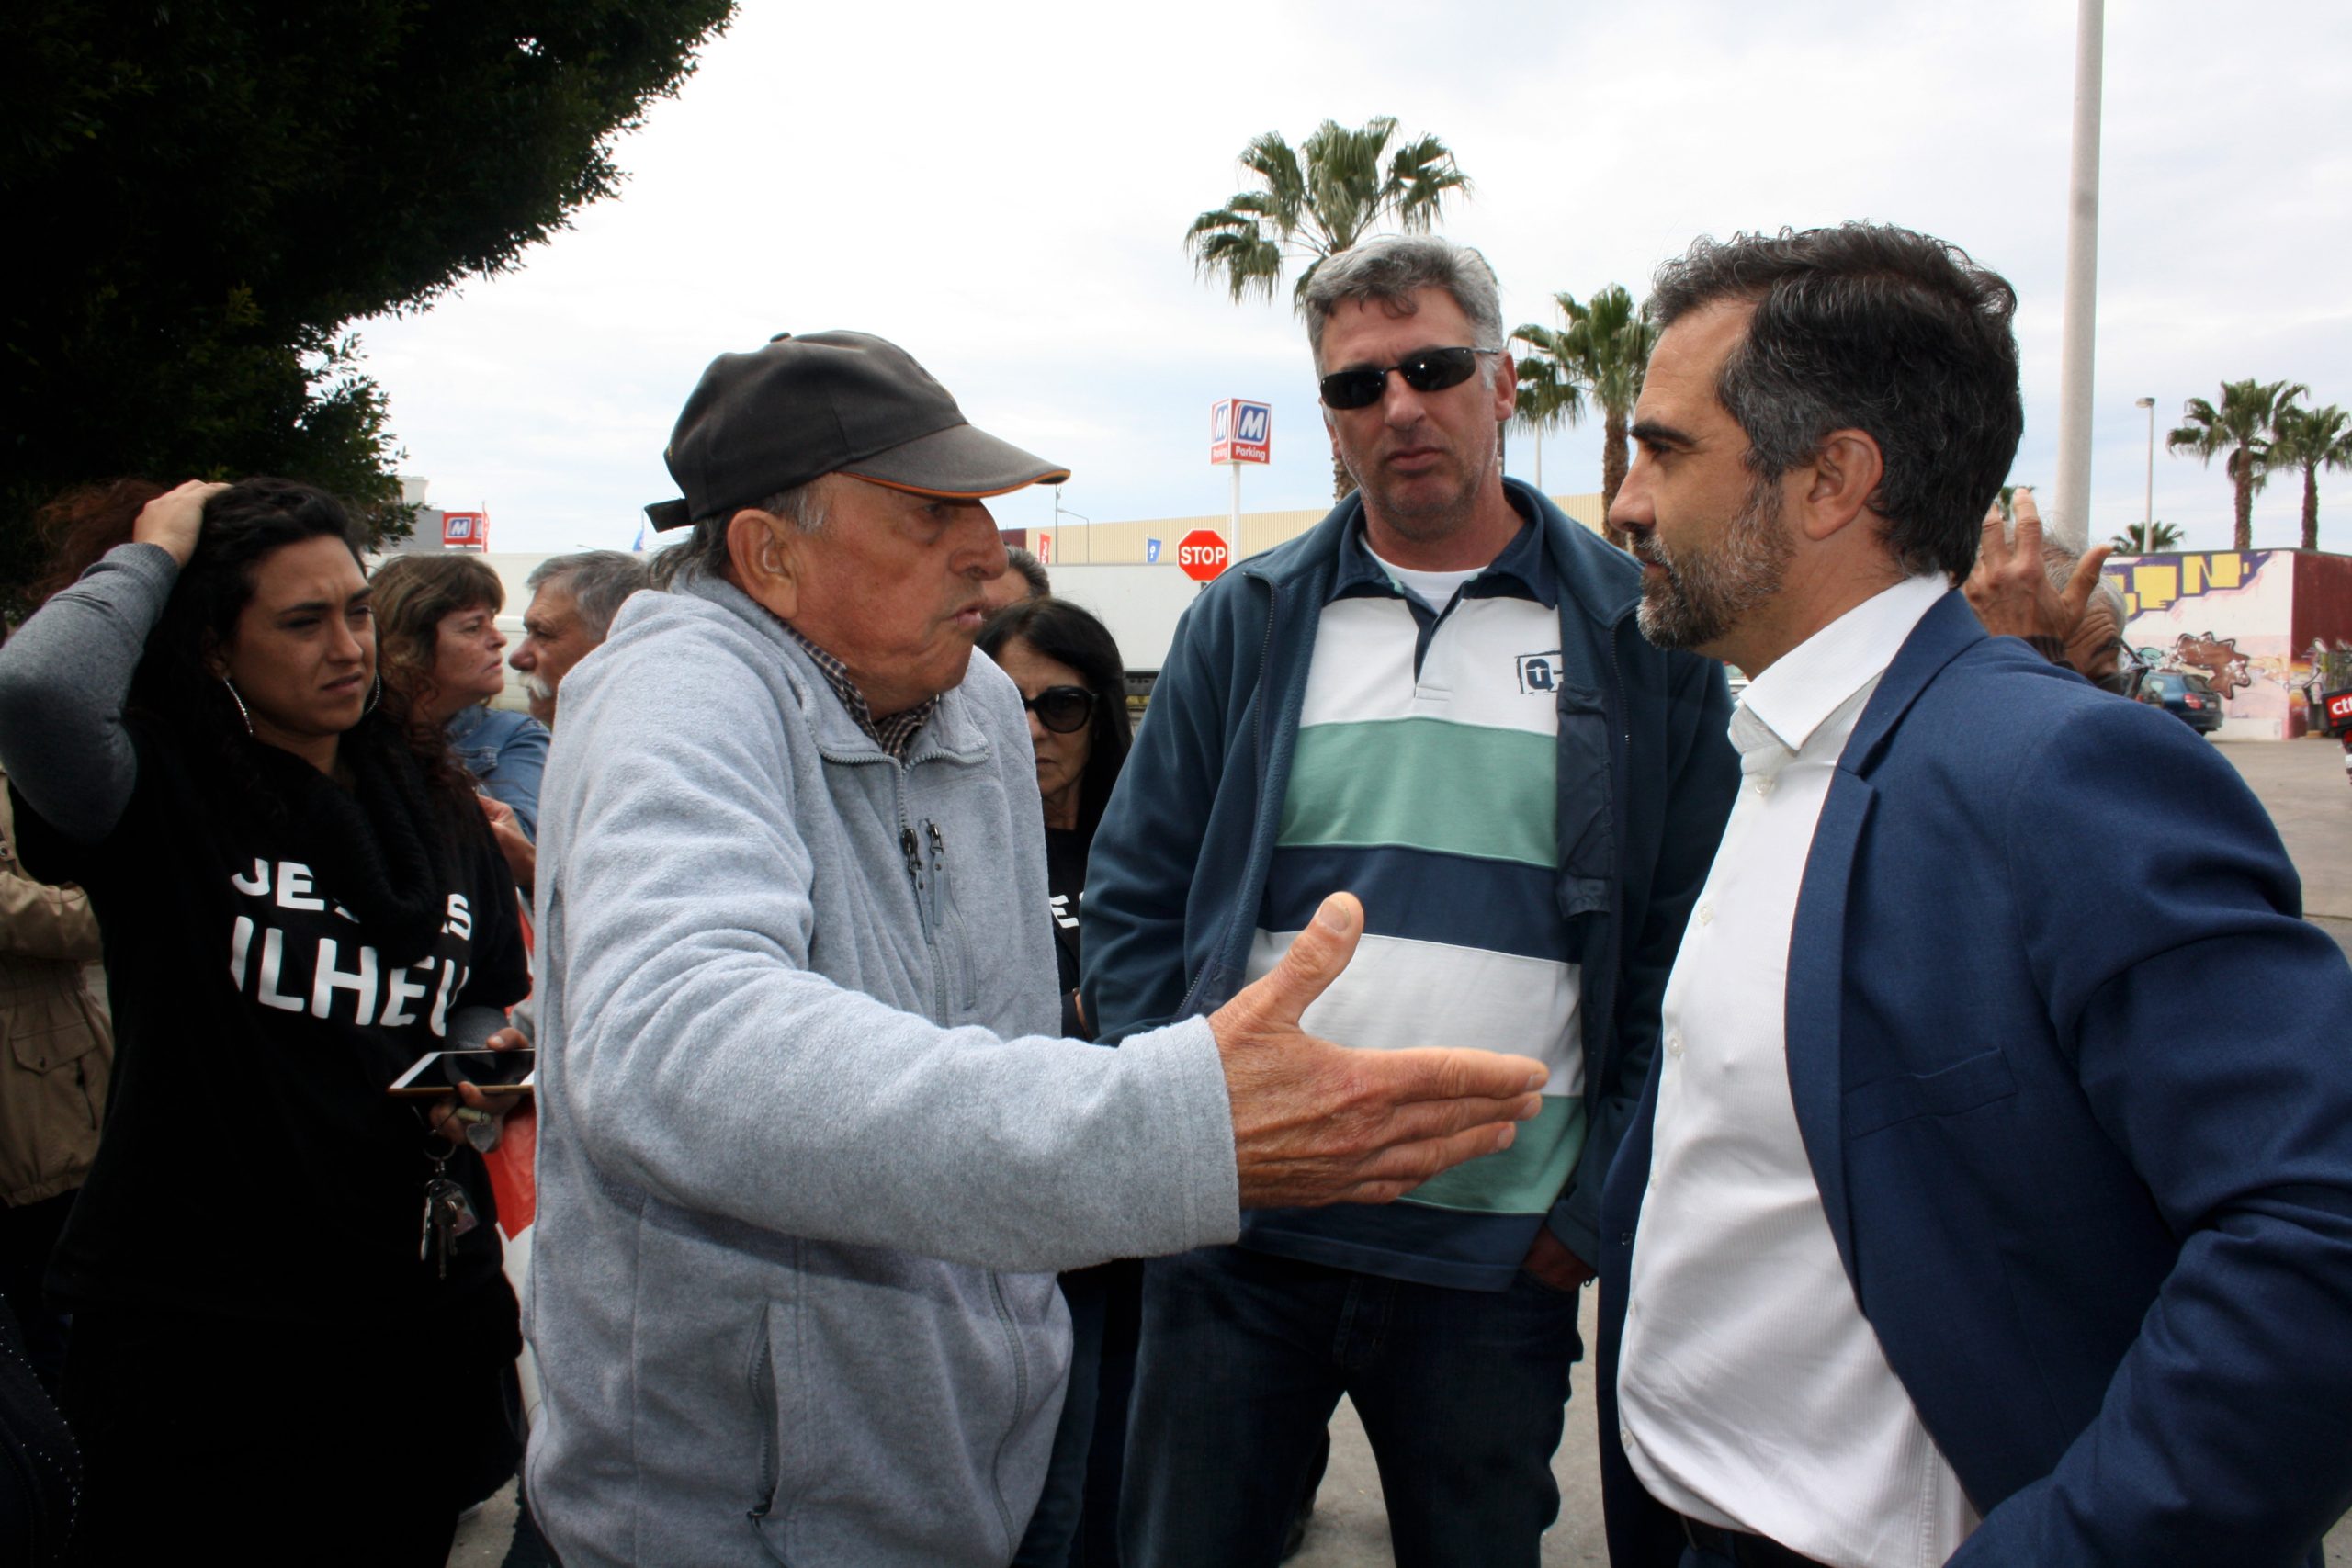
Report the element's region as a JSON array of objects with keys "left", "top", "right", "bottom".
[
  {"left": 1754, "top": 775, "right": 1776, "bottom": 796},
  {"left": 1667, "top": 1032, "right": 1684, "bottom": 1058},
  {"left": 1621, "top": 1427, "right": 1636, "bottom": 1449},
  {"left": 1696, "top": 905, "right": 1713, "bottom": 926}
]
